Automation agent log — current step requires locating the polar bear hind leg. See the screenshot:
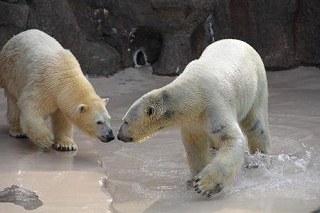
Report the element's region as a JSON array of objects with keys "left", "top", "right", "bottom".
[
  {"left": 240, "top": 84, "right": 270, "bottom": 154},
  {"left": 6, "top": 93, "right": 26, "bottom": 138},
  {"left": 19, "top": 98, "right": 54, "bottom": 150},
  {"left": 240, "top": 107, "right": 270, "bottom": 154},
  {"left": 51, "top": 110, "right": 77, "bottom": 151}
]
